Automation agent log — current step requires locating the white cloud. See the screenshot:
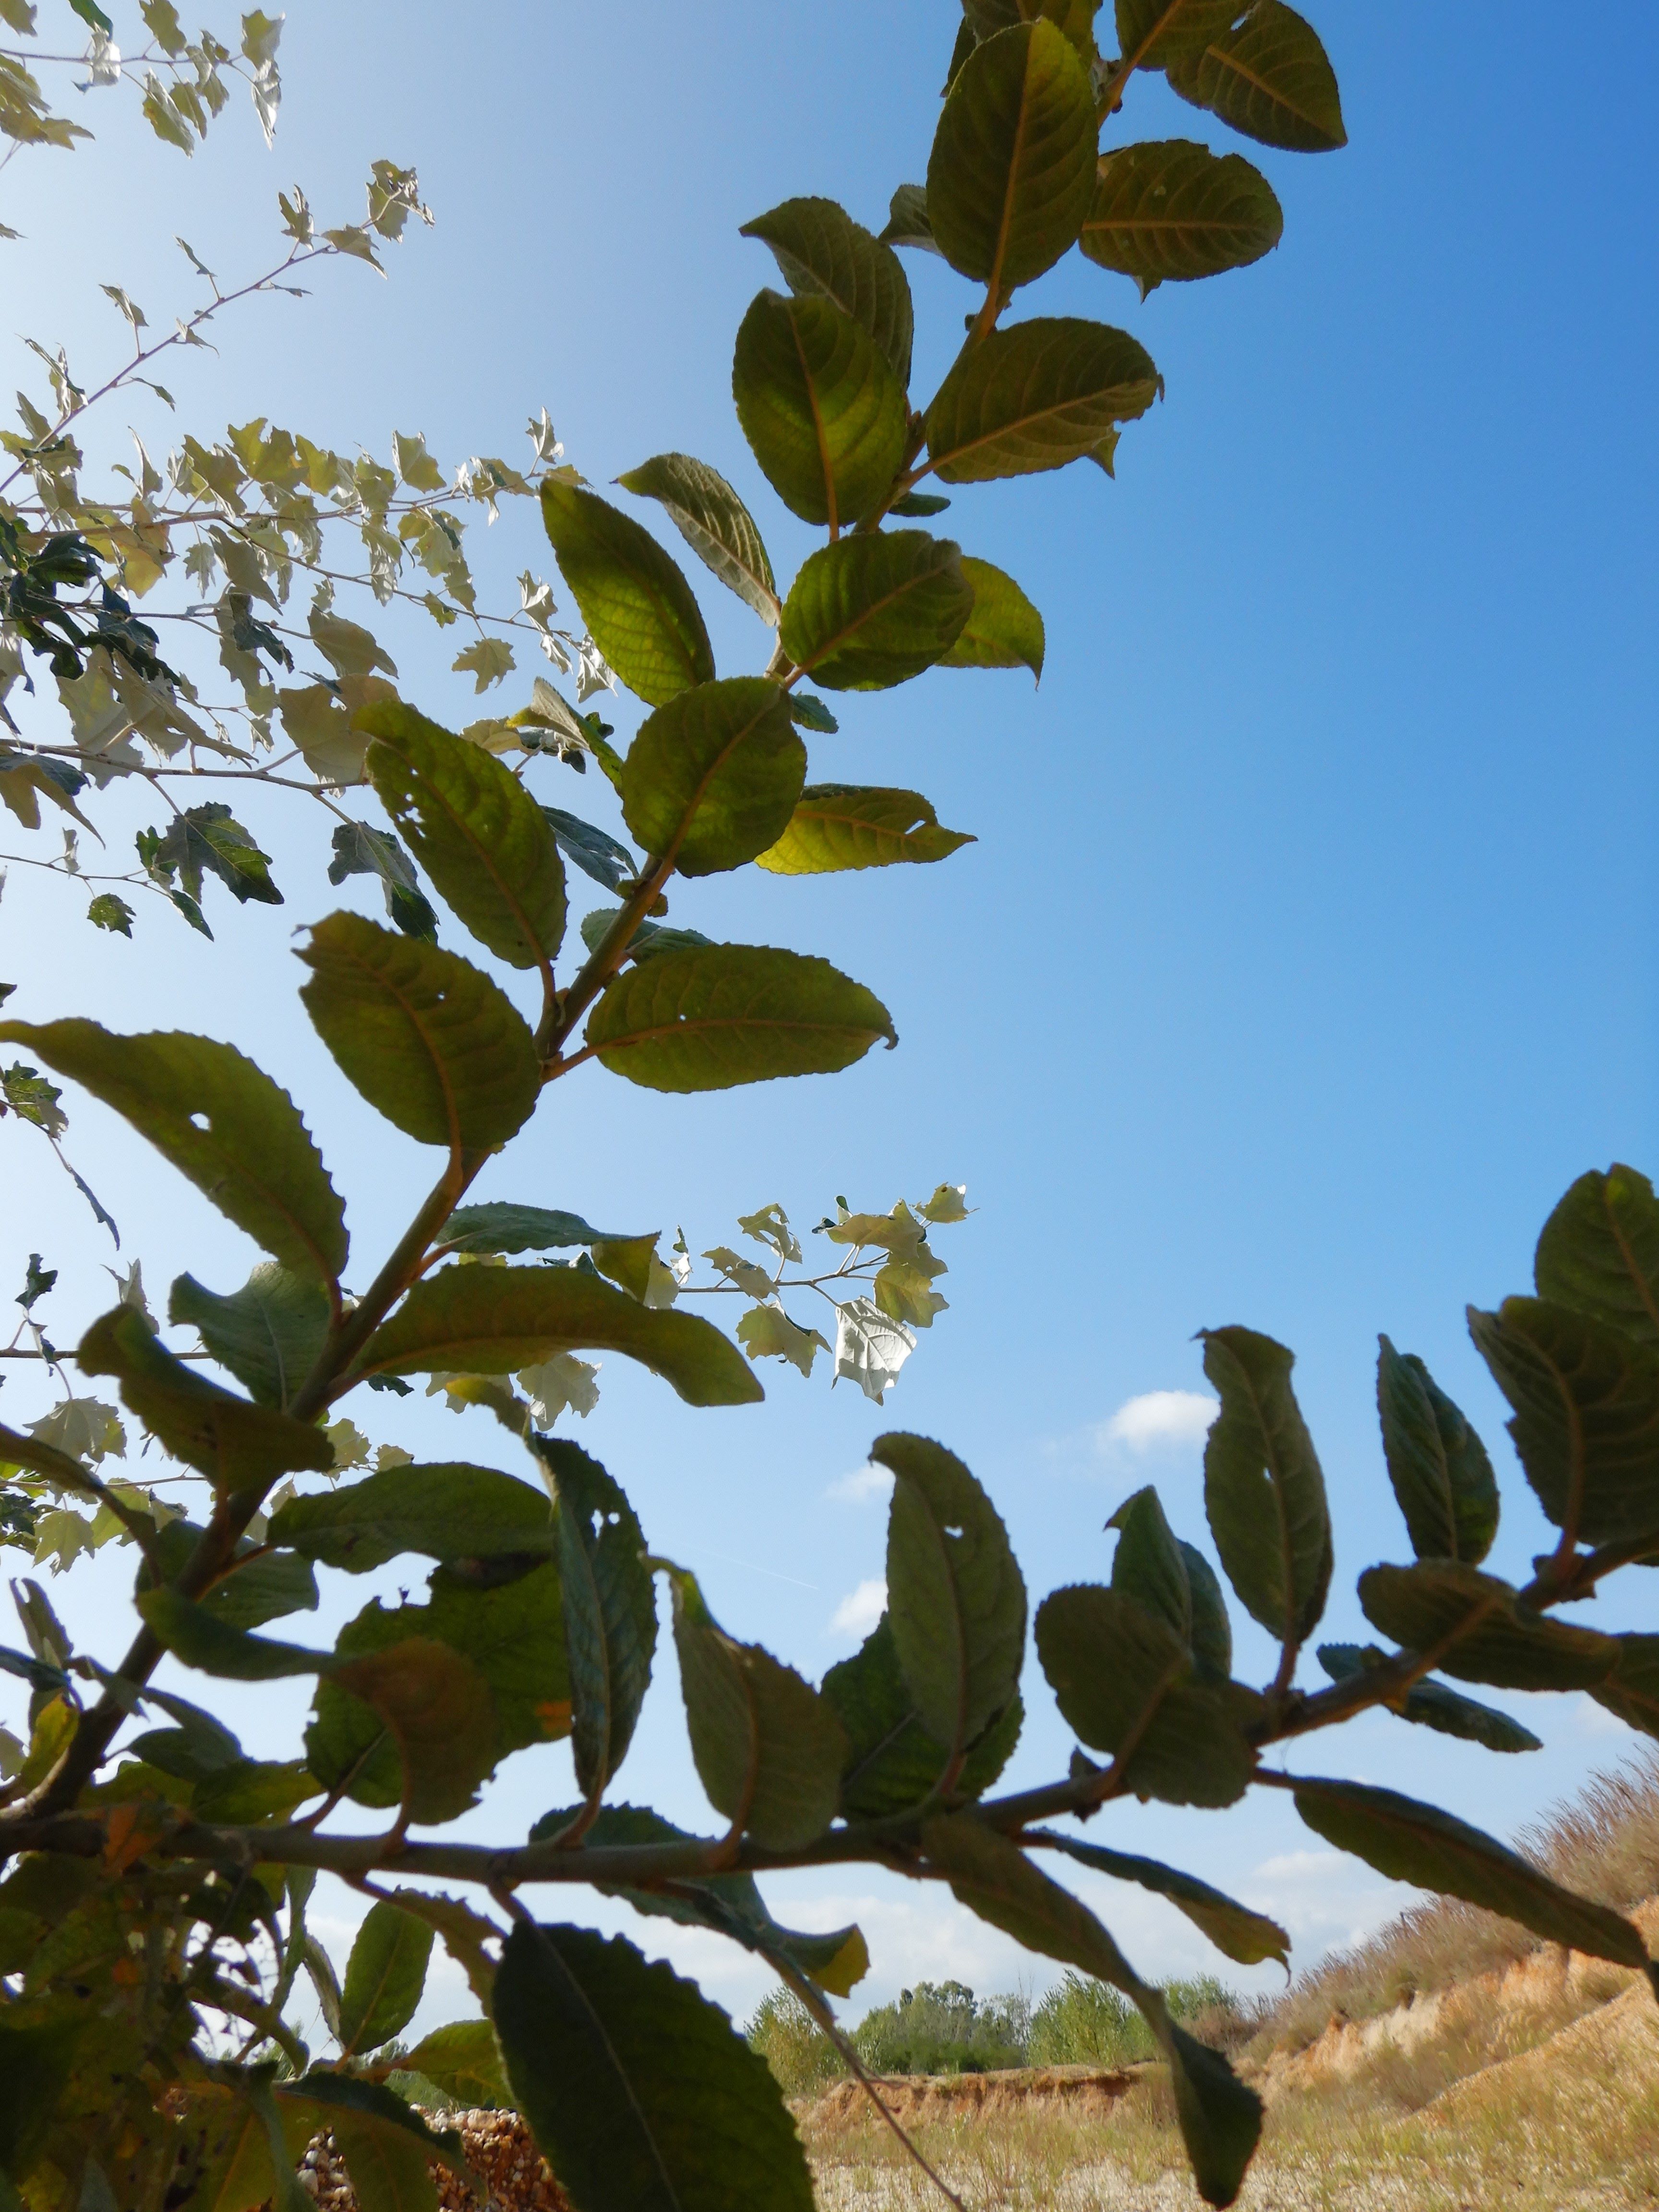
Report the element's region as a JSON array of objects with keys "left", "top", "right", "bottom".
[
  {"left": 1096, "top": 1389, "right": 1218, "bottom": 1456},
  {"left": 830, "top": 1577, "right": 887, "bottom": 1638},
  {"left": 826, "top": 1464, "right": 894, "bottom": 1505}
]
